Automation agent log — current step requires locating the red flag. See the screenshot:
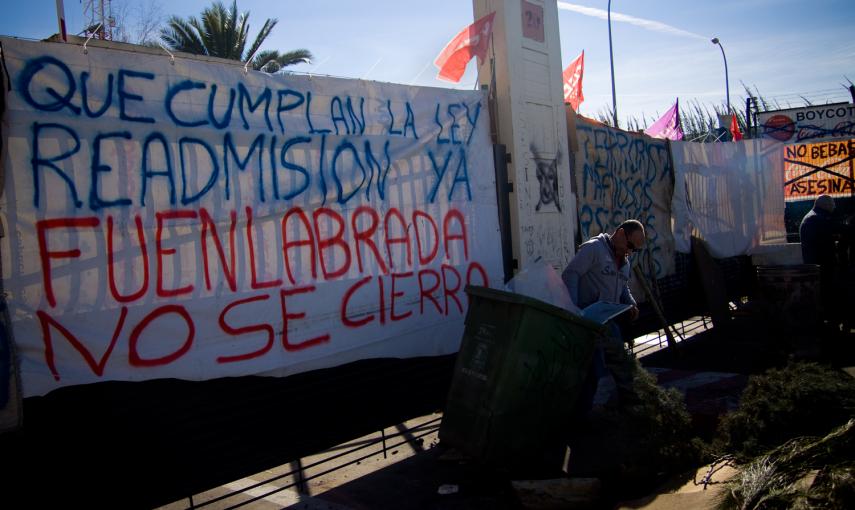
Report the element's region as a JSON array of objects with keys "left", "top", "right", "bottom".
[
  {"left": 562, "top": 50, "right": 585, "bottom": 110},
  {"left": 730, "top": 113, "right": 743, "bottom": 141},
  {"left": 434, "top": 12, "right": 496, "bottom": 83}
]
